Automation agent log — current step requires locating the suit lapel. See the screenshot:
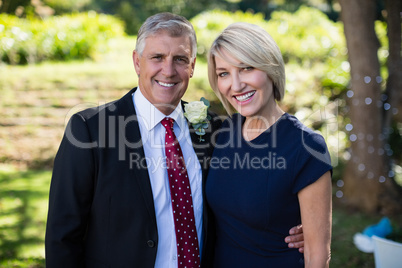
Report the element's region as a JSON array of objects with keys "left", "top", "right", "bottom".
[{"left": 117, "top": 88, "right": 156, "bottom": 222}]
